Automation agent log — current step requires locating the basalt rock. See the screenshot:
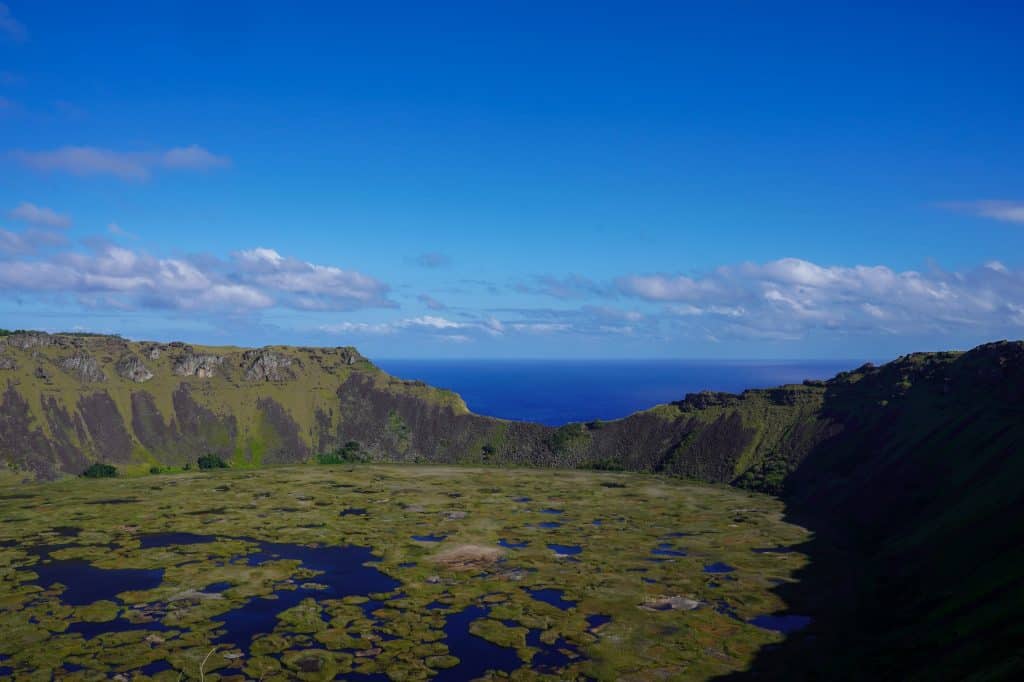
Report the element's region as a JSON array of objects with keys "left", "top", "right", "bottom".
[
  {"left": 173, "top": 353, "right": 224, "bottom": 378},
  {"left": 243, "top": 349, "right": 295, "bottom": 382},
  {"left": 58, "top": 355, "right": 106, "bottom": 383},
  {"left": 6, "top": 331, "right": 55, "bottom": 350},
  {"left": 116, "top": 355, "right": 154, "bottom": 383}
]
